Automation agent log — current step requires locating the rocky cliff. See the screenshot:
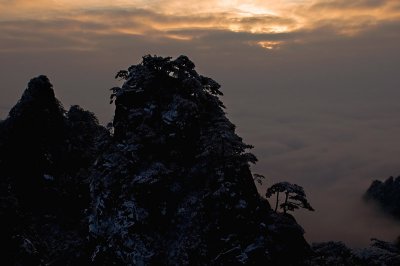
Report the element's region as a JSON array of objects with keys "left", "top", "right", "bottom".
[
  {"left": 0, "top": 75, "right": 108, "bottom": 265},
  {"left": 89, "top": 55, "right": 310, "bottom": 265},
  {"left": 365, "top": 176, "right": 400, "bottom": 219}
]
